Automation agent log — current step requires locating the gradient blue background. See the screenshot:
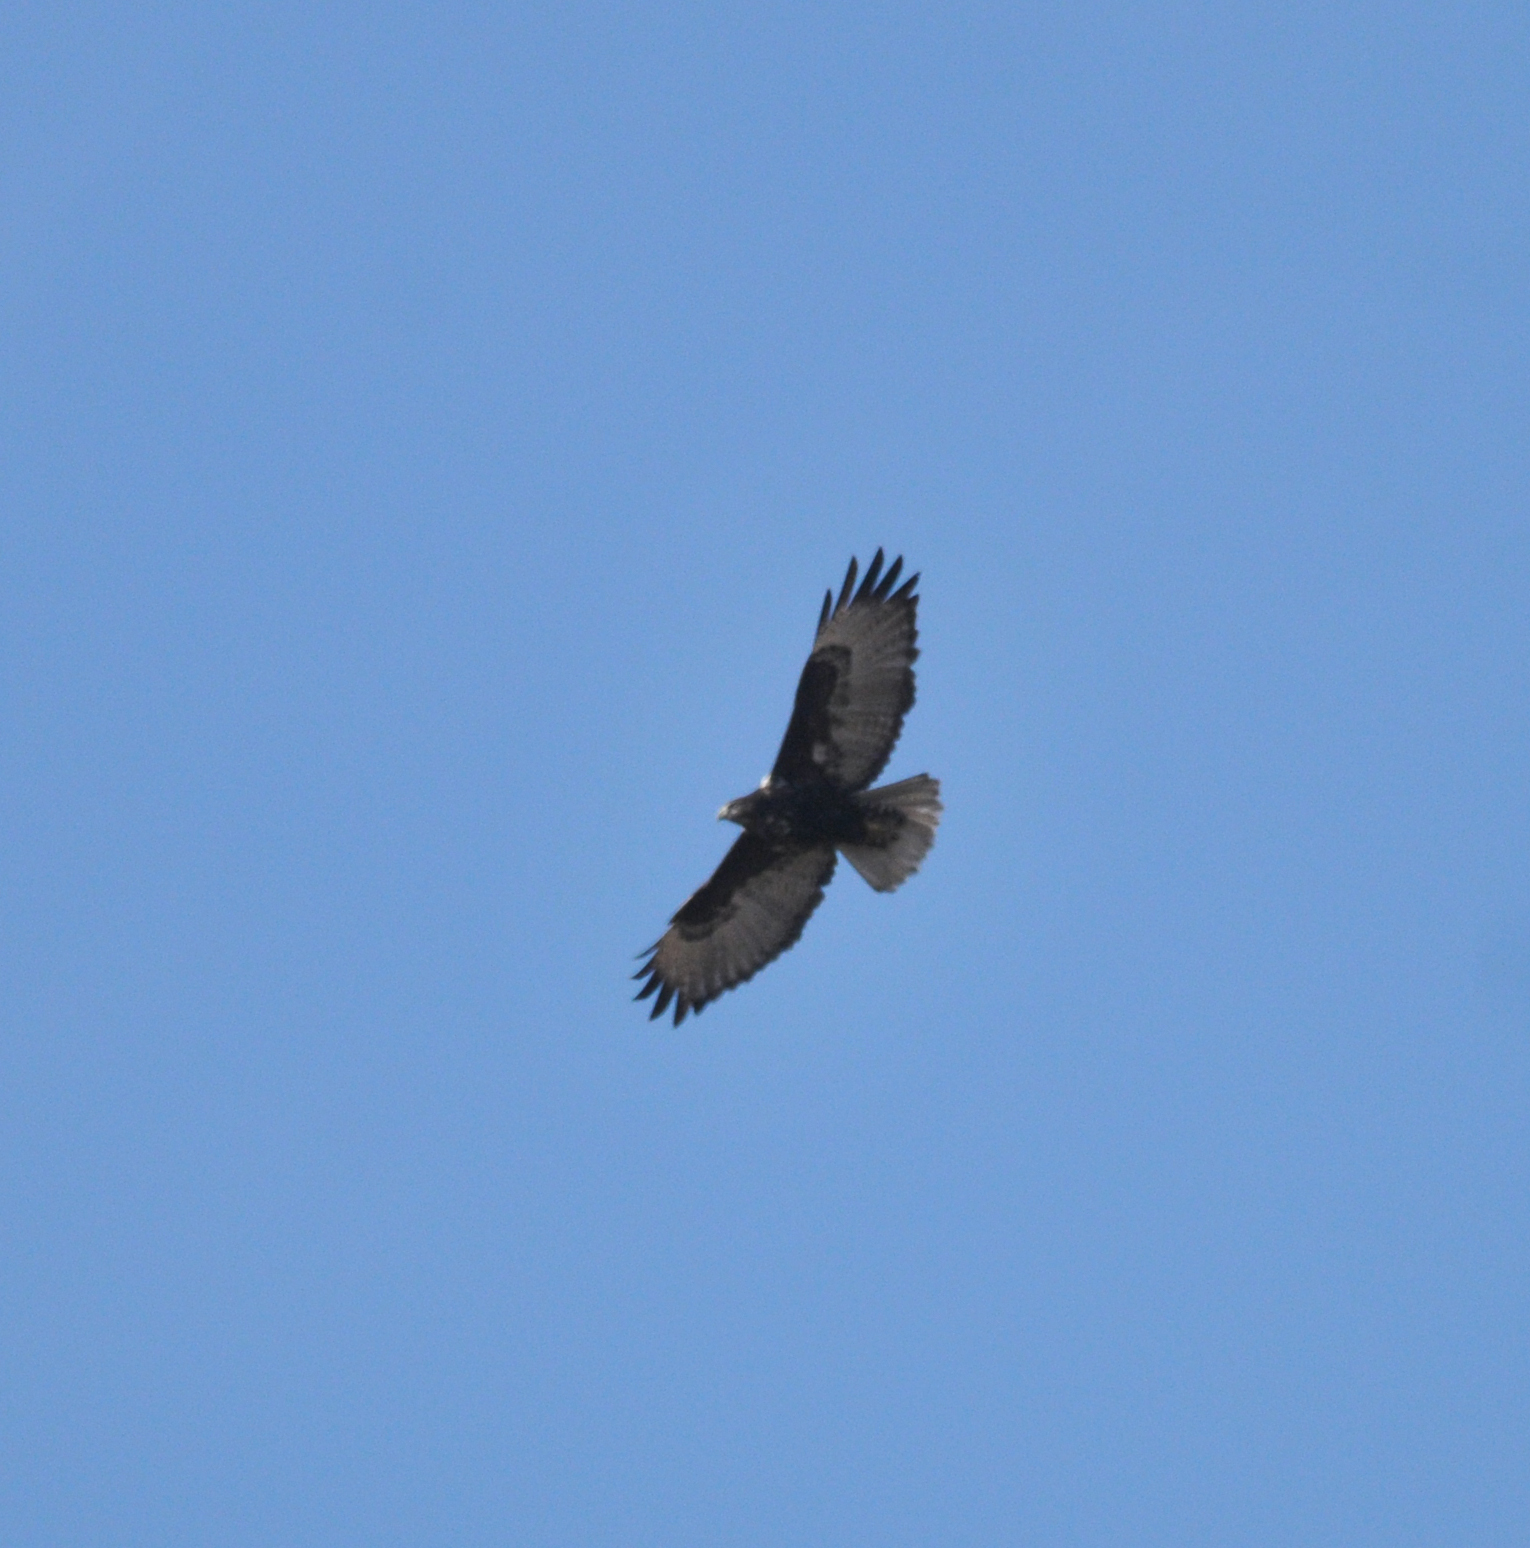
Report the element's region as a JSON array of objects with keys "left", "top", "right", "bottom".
[{"left": 4, "top": 4, "right": 1527, "bottom": 1543}]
